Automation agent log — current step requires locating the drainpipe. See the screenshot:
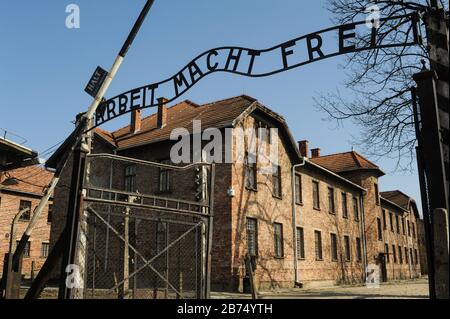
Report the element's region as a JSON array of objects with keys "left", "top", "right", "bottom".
[
  {"left": 291, "top": 157, "right": 306, "bottom": 287},
  {"left": 360, "top": 193, "right": 368, "bottom": 283}
]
